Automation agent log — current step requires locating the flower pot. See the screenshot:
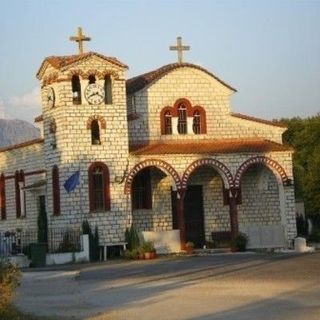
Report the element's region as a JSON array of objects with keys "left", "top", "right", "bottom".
[
  {"left": 186, "top": 247, "right": 193, "bottom": 254},
  {"left": 144, "top": 252, "right": 152, "bottom": 259}
]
